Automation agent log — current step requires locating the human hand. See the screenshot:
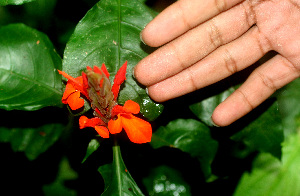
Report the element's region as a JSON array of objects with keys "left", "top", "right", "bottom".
[{"left": 134, "top": 0, "right": 300, "bottom": 126}]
